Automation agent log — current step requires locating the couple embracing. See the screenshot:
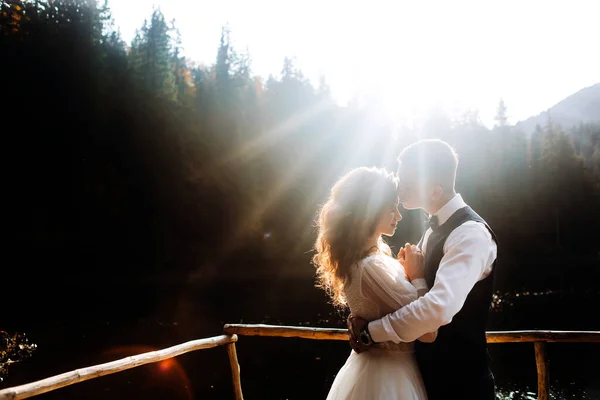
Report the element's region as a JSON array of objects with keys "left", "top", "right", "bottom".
[{"left": 313, "top": 139, "right": 497, "bottom": 400}]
